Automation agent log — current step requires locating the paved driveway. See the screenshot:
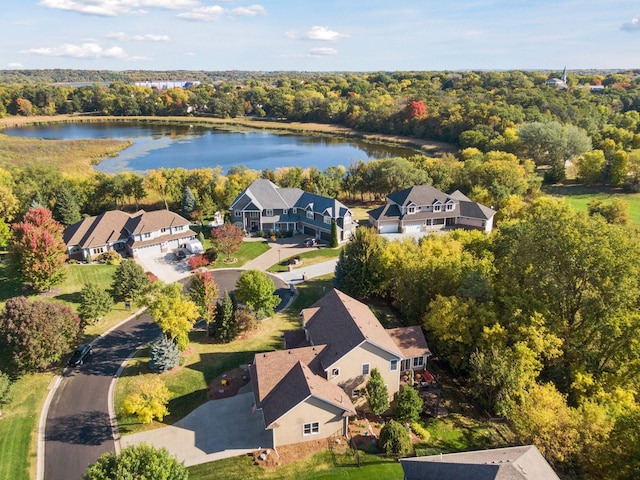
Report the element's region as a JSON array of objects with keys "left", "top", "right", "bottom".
[
  {"left": 135, "top": 252, "right": 191, "bottom": 283},
  {"left": 120, "top": 391, "right": 273, "bottom": 467}
]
